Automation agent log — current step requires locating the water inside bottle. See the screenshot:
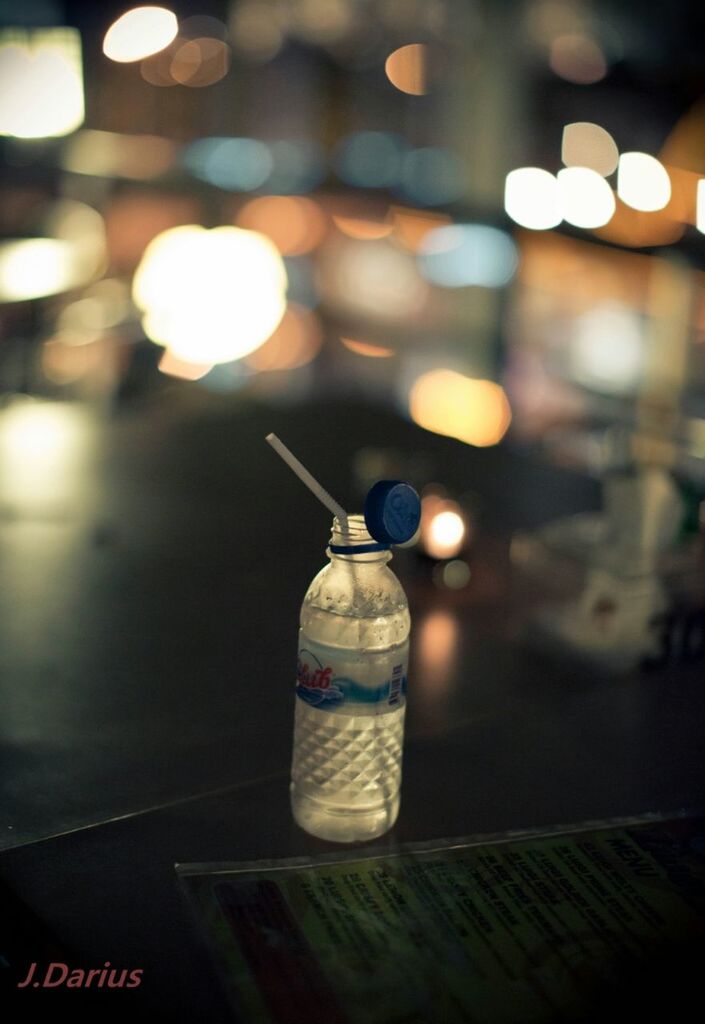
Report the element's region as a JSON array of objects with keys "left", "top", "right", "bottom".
[{"left": 290, "top": 515, "right": 410, "bottom": 842}]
